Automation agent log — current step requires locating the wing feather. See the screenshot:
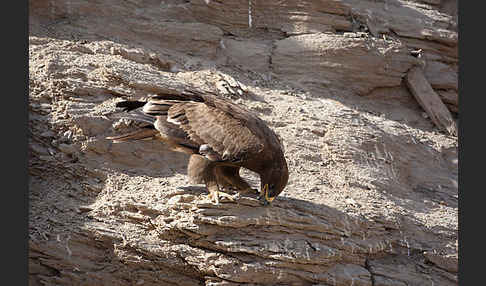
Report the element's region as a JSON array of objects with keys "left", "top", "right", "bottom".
[{"left": 168, "top": 100, "right": 263, "bottom": 163}]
